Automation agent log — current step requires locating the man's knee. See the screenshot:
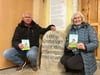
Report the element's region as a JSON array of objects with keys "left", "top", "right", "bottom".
[
  {"left": 27, "top": 51, "right": 37, "bottom": 59},
  {"left": 3, "top": 48, "right": 17, "bottom": 59},
  {"left": 3, "top": 50, "right": 11, "bottom": 59}
]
